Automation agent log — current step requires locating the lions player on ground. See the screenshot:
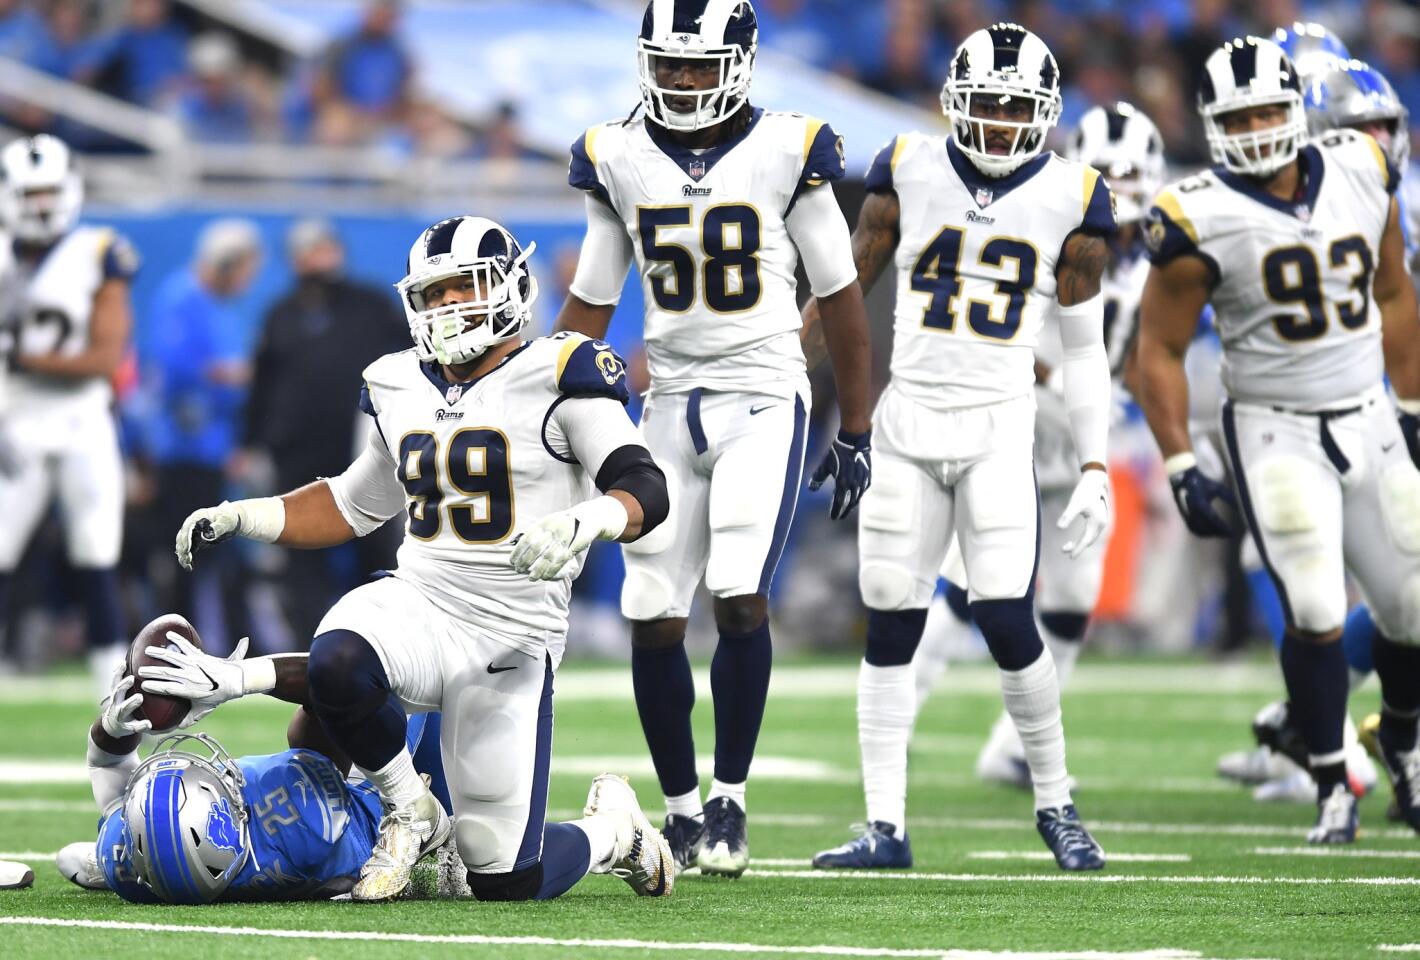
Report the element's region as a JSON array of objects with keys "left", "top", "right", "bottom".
[
  {"left": 556, "top": 0, "right": 872, "bottom": 878},
  {"left": 173, "top": 216, "right": 679, "bottom": 900},
  {"left": 912, "top": 102, "right": 1166, "bottom": 790},
  {"left": 0, "top": 135, "right": 136, "bottom": 690},
  {"left": 808, "top": 23, "right": 1112, "bottom": 871},
  {"left": 1137, "top": 36, "right": 1420, "bottom": 841}
]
